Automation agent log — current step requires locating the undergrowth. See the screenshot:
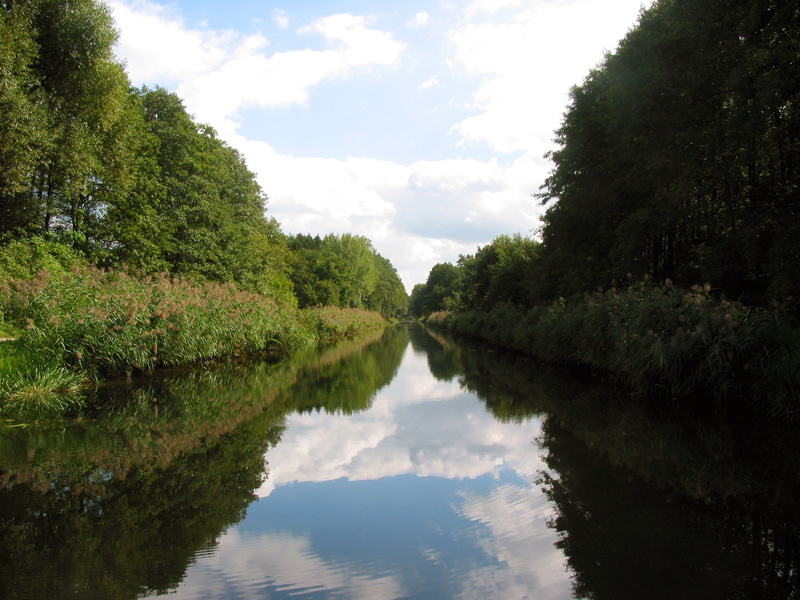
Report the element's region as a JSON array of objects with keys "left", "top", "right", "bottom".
[{"left": 427, "top": 279, "right": 800, "bottom": 421}]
